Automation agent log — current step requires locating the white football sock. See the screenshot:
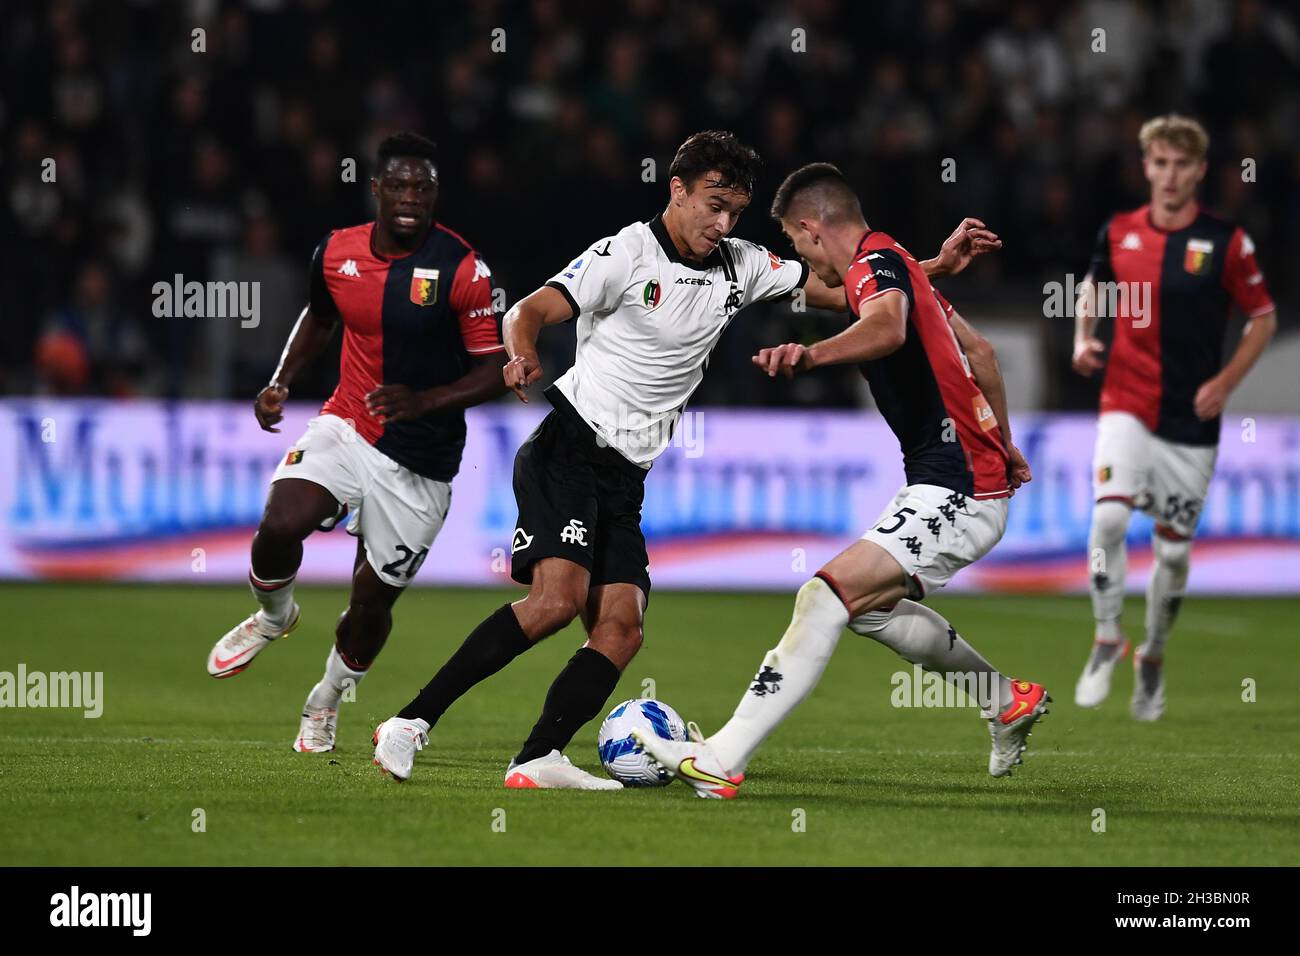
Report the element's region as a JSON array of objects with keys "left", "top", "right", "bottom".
[
  {"left": 709, "top": 576, "right": 849, "bottom": 775},
  {"left": 305, "top": 645, "right": 368, "bottom": 711},
  {"left": 1141, "top": 532, "right": 1191, "bottom": 660},
  {"left": 850, "top": 600, "right": 1012, "bottom": 712},
  {"left": 1088, "top": 500, "right": 1131, "bottom": 641},
  {"left": 249, "top": 570, "right": 296, "bottom": 631}
]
